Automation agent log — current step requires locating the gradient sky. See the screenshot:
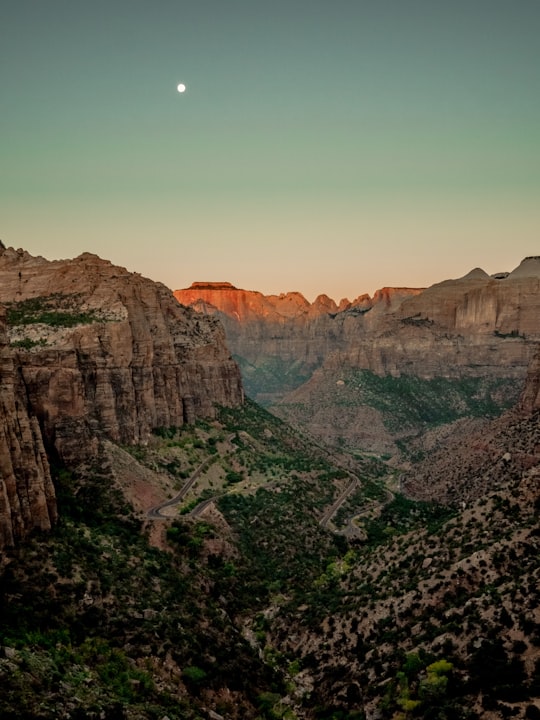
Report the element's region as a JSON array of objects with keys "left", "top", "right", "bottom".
[{"left": 2, "top": 1, "right": 539, "bottom": 301}]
